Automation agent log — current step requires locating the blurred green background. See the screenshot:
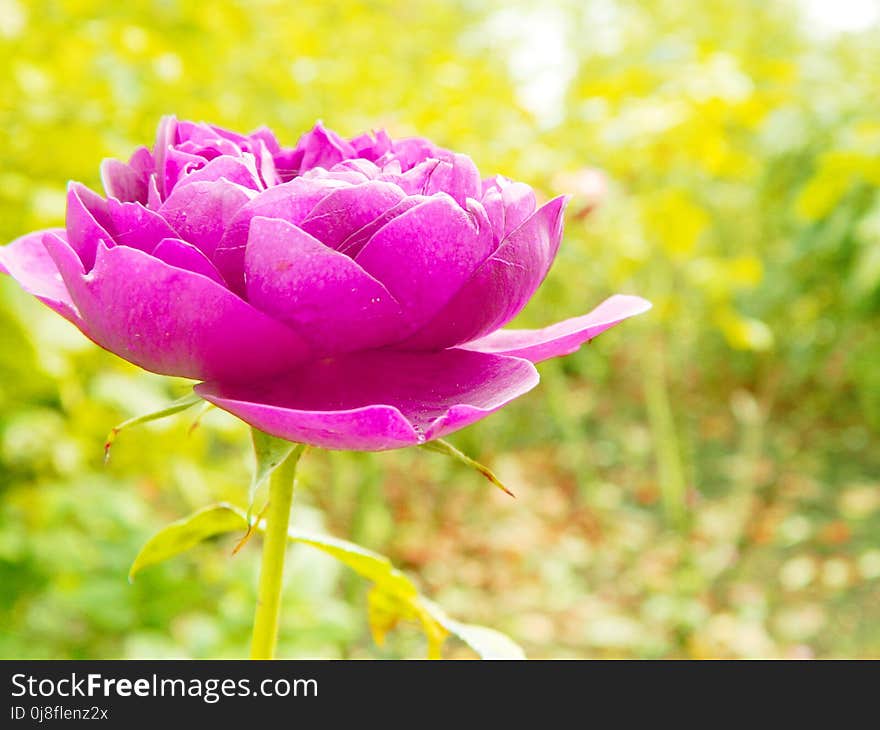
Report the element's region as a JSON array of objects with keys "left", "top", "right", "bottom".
[{"left": 1, "top": 0, "right": 878, "bottom": 658}]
